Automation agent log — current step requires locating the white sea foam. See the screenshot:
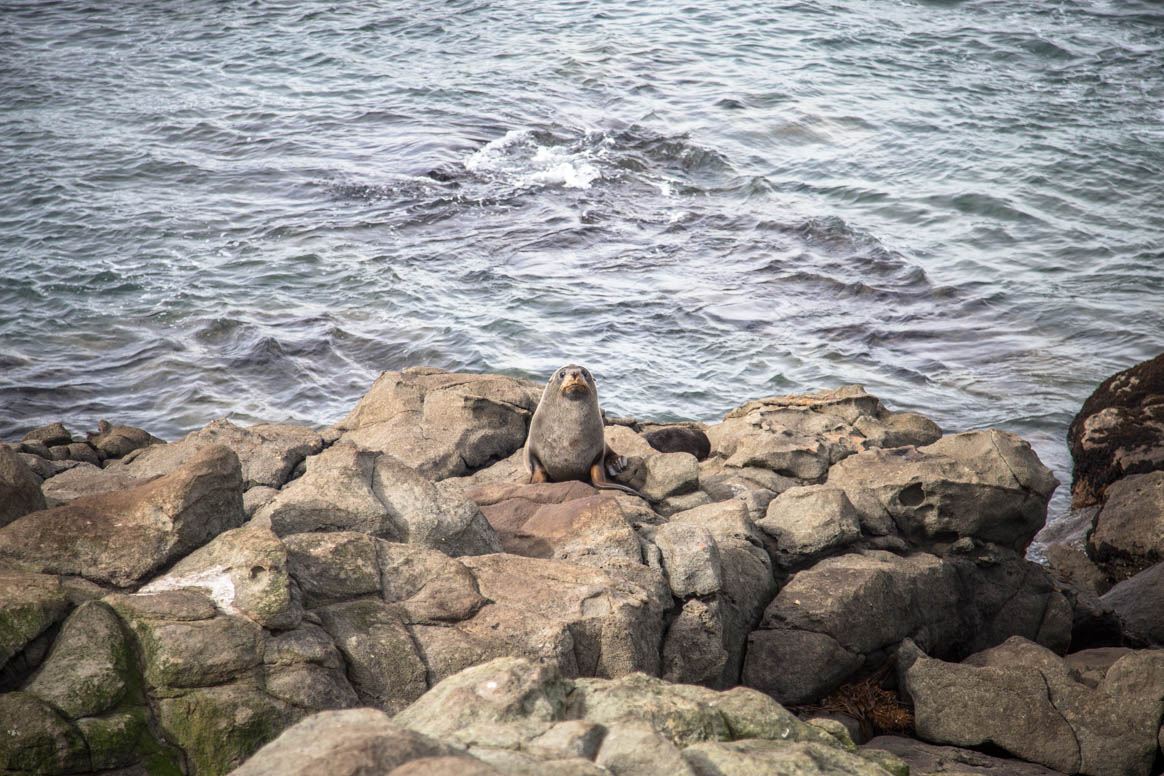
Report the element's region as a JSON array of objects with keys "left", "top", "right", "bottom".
[{"left": 463, "top": 129, "right": 602, "bottom": 190}]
